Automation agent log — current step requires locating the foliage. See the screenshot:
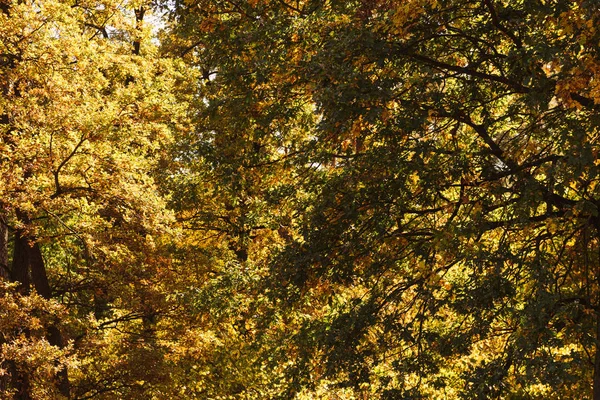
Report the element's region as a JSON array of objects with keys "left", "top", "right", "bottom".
[
  {"left": 2, "top": 0, "right": 600, "bottom": 399},
  {"left": 166, "top": 0, "right": 600, "bottom": 398},
  {"left": 0, "top": 0, "right": 190, "bottom": 397}
]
